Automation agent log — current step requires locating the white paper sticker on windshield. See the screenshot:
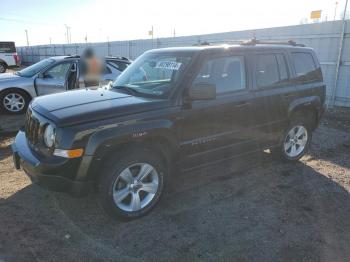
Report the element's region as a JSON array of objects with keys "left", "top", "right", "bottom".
[{"left": 155, "top": 61, "right": 182, "bottom": 70}]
